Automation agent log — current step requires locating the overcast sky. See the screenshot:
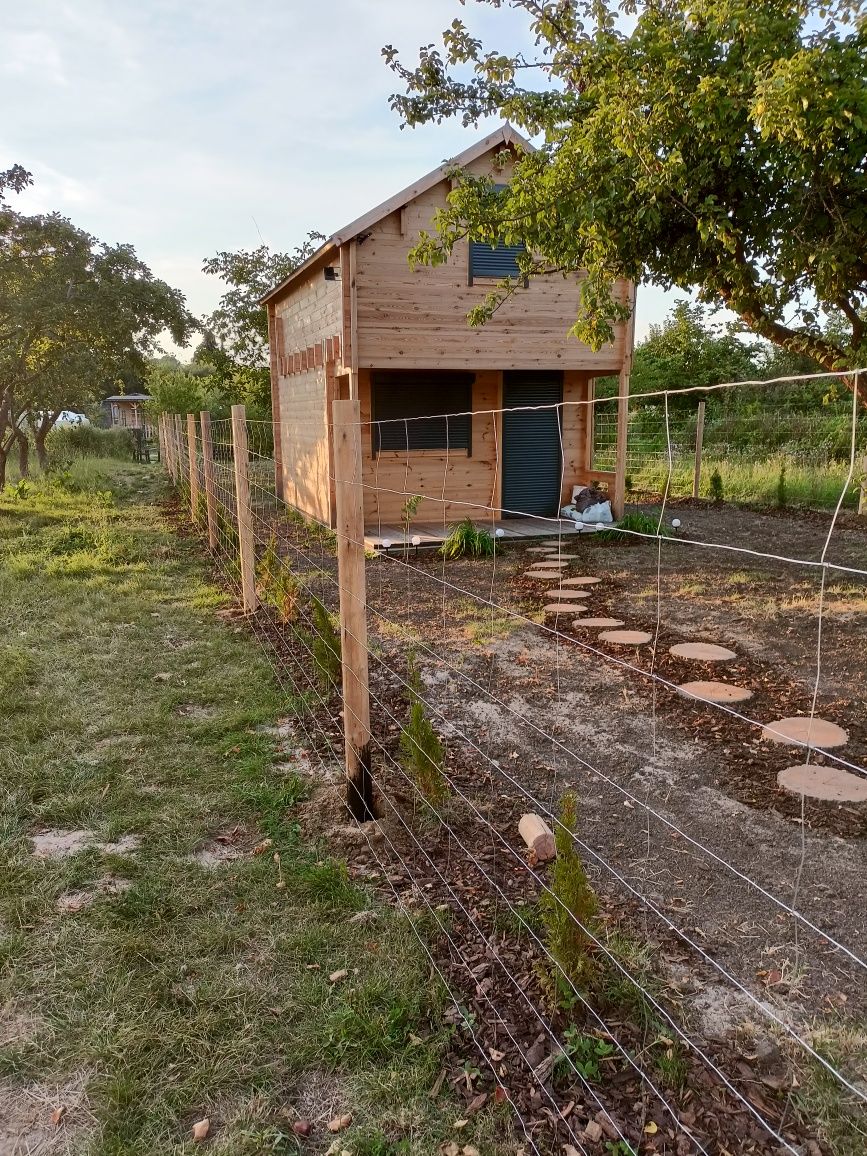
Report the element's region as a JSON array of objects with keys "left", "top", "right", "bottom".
[{"left": 3, "top": 0, "right": 683, "bottom": 354}]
